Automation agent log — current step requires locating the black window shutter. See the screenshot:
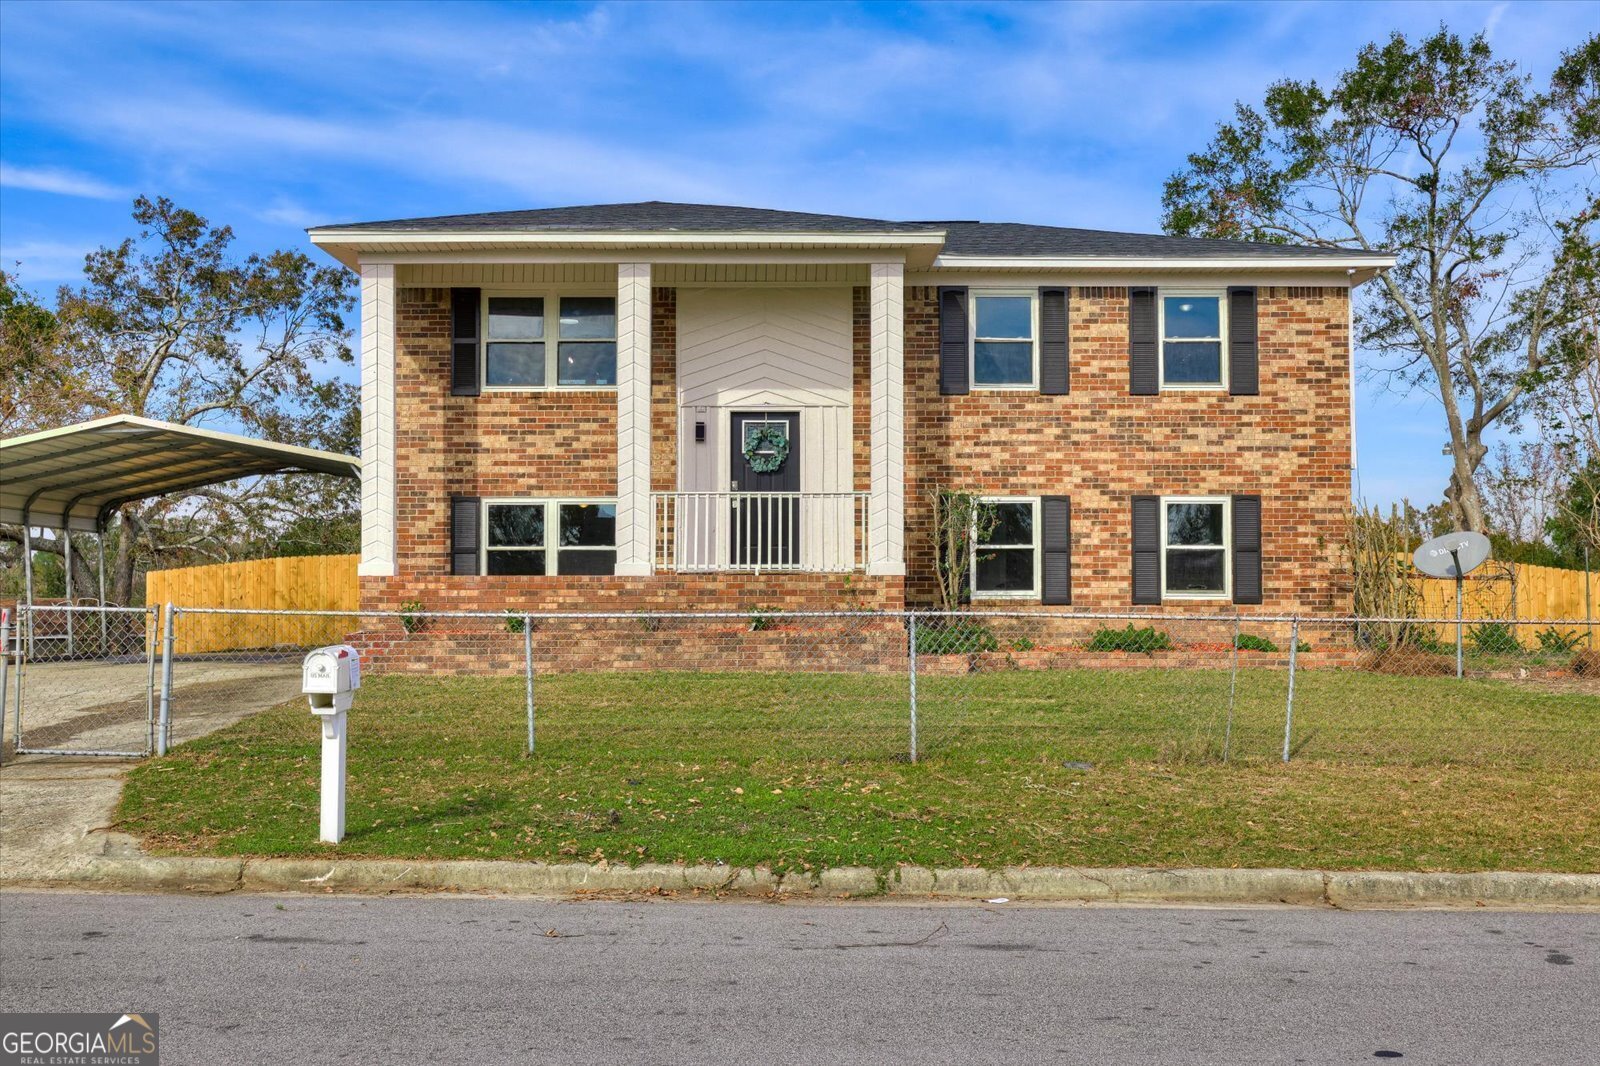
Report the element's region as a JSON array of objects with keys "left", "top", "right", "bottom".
[
  {"left": 1228, "top": 286, "right": 1259, "bottom": 396},
  {"left": 1129, "top": 287, "right": 1158, "bottom": 395},
  {"left": 1041, "top": 496, "right": 1072, "bottom": 605},
  {"left": 938, "top": 286, "right": 969, "bottom": 395},
  {"left": 450, "top": 287, "right": 481, "bottom": 397},
  {"left": 1232, "top": 494, "right": 1263, "bottom": 604},
  {"left": 1039, "top": 287, "right": 1069, "bottom": 395},
  {"left": 1131, "top": 495, "right": 1160, "bottom": 605},
  {"left": 450, "top": 495, "right": 481, "bottom": 576}
]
